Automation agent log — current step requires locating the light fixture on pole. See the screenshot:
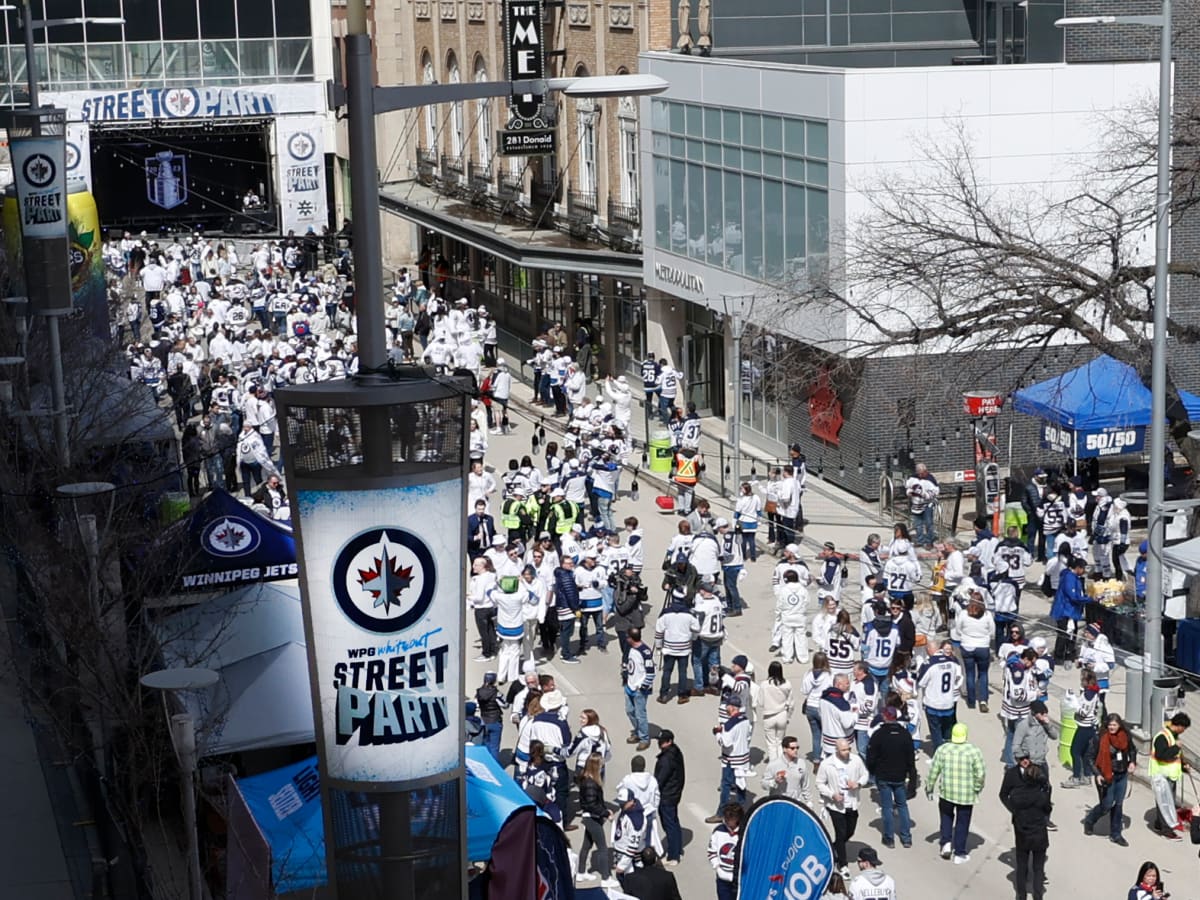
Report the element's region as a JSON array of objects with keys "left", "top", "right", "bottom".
[{"left": 1056, "top": 5, "right": 1172, "bottom": 733}]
